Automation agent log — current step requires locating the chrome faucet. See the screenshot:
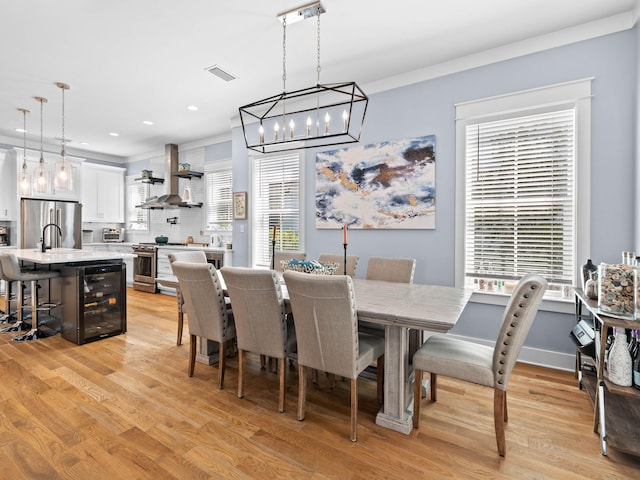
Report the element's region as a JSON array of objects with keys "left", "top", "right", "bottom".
[{"left": 41, "top": 223, "right": 62, "bottom": 252}]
